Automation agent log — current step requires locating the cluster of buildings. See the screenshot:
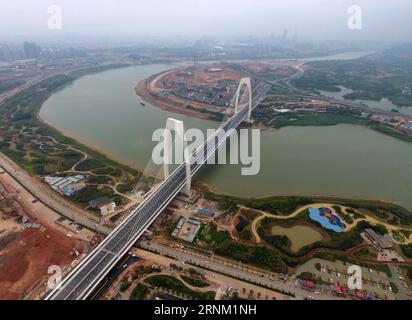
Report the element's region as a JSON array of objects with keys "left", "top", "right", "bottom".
[
  {"left": 239, "top": 62, "right": 295, "bottom": 78},
  {"left": 255, "top": 98, "right": 359, "bottom": 123},
  {"left": 192, "top": 208, "right": 215, "bottom": 221},
  {"left": 172, "top": 79, "right": 238, "bottom": 108},
  {"left": 44, "top": 175, "right": 86, "bottom": 197},
  {"left": 88, "top": 197, "right": 117, "bottom": 216},
  {"left": 0, "top": 42, "right": 85, "bottom": 62},
  {"left": 361, "top": 229, "right": 405, "bottom": 262},
  {"left": 170, "top": 206, "right": 217, "bottom": 243},
  {"left": 371, "top": 114, "right": 412, "bottom": 135},
  {"left": 278, "top": 99, "right": 367, "bottom": 116},
  {"left": 0, "top": 42, "right": 40, "bottom": 61},
  {"left": 402, "top": 86, "right": 412, "bottom": 95},
  {"left": 362, "top": 228, "right": 393, "bottom": 251},
  {"left": 0, "top": 54, "right": 87, "bottom": 98},
  {"left": 297, "top": 279, "right": 375, "bottom": 300},
  {"left": 257, "top": 96, "right": 412, "bottom": 138},
  {"left": 0, "top": 41, "right": 134, "bottom": 99},
  {"left": 157, "top": 67, "right": 239, "bottom": 108},
  {"left": 272, "top": 105, "right": 328, "bottom": 115},
  {"left": 172, "top": 217, "right": 202, "bottom": 243}
]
